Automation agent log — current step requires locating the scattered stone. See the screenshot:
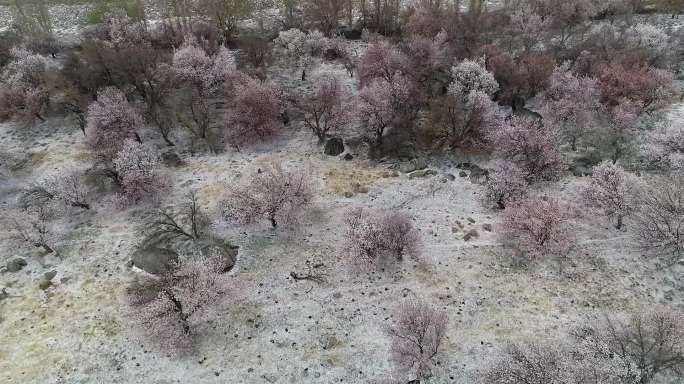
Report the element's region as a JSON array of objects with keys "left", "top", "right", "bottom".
[
  {"left": 456, "top": 162, "right": 472, "bottom": 169},
  {"left": 463, "top": 229, "right": 479, "bottom": 241},
  {"left": 44, "top": 270, "right": 57, "bottom": 282},
  {"left": 444, "top": 173, "right": 455, "bottom": 181},
  {"left": 343, "top": 153, "right": 353, "bottom": 161},
  {"left": 6, "top": 258, "right": 27, "bottom": 273},
  {"left": 451, "top": 226, "right": 460, "bottom": 233},
  {"left": 459, "top": 171, "right": 467, "bottom": 177},
  {"left": 400, "top": 158, "right": 428, "bottom": 173},
  {"left": 467, "top": 217, "right": 475, "bottom": 223},
  {"left": 412, "top": 158, "right": 427, "bottom": 170},
  {"left": 130, "top": 245, "right": 179, "bottom": 275},
  {"left": 324, "top": 137, "right": 345, "bottom": 156},
  {"left": 482, "top": 223, "right": 492, "bottom": 232},
  {"left": 399, "top": 162, "right": 416, "bottom": 173},
  {"left": 343, "top": 191, "right": 354, "bottom": 198},
  {"left": 319, "top": 334, "right": 339, "bottom": 350},
  {"left": 38, "top": 279, "right": 52, "bottom": 290},
  {"left": 409, "top": 169, "right": 438, "bottom": 179}
]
